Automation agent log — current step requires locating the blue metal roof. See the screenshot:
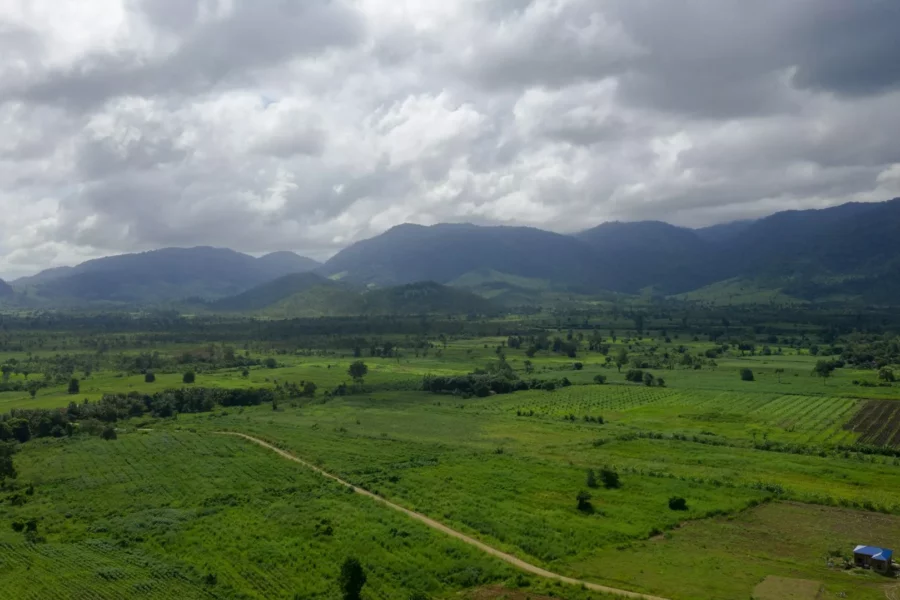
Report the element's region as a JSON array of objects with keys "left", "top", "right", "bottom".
[{"left": 854, "top": 545, "right": 893, "bottom": 560}]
